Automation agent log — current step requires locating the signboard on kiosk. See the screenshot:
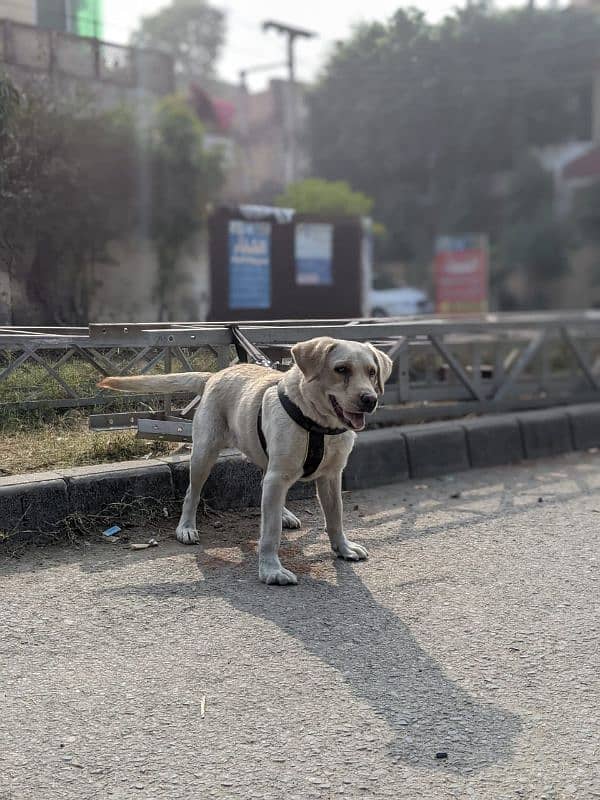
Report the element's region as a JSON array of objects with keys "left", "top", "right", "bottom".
[
  {"left": 228, "top": 220, "right": 271, "bottom": 309},
  {"left": 294, "top": 223, "right": 333, "bottom": 286},
  {"left": 434, "top": 234, "right": 489, "bottom": 314}
]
